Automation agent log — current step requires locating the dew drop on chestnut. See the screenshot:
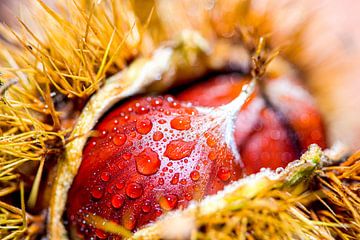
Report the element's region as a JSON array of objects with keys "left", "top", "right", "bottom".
[
  {"left": 185, "top": 192, "right": 193, "bottom": 201},
  {"left": 90, "top": 187, "right": 103, "bottom": 199},
  {"left": 100, "top": 172, "right": 110, "bottom": 182},
  {"left": 217, "top": 166, "right": 231, "bottom": 181},
  {"left": 101, "top": 130, "right": 108, "bottom": 137},
  {"left": 152, "top": 131, "right": 164, "bottom": 141},
  {"left": 190, "top": 170, "right": 200, "bottom": 181},
  {"left": 125, "top": 182, "right": 143, "bottom": 199},
  {"left": 159, "top": 194, "right": 178, "bottom": 210},
  {"left": 135, "top": 118, "right": 153, "bottom": 134},
  {"left": 151, "top": 98, "right": 163, "bottom": 107},
  {"left": 208, "top": 150, "right": 218, "bottom": 161},
  {"left": 115, "top": 181, "right": 125, "bottom": 190},
  {"left": 180, "top": 179, "right": 187, "bottom": 185},
  {"left": 158, "top": 119, "right": 166, "bottom": 124},
  {"left": 155, "top": 209, "right": 163, "bottom": 217},
  {"left": 185, "top": 107, "right": 197, "bottom": 115},
  {"left": 123, "top": 214, "right": 136, "bottom": 231},
  {"left": 122, "top": 152, "right": 132, "bottom": 160},
  {"left": 170, "top": 116, "right": 191, "bottom": 130},
  {"left": 170, "top": 173, "right": 180, "bottom": 185},
  {"left": 112, "top": 134, "right": 127, "bottom": 146},
  {"left": 158, "top": 178, "right": 164, "bottom": 185},
  {"left": 141, "top": 201, "right": 152, "bottom": 213},
  {"left": 111, "top": 194, "right": 125, "bottom": 208},
  {"left": 135, "top": 148, "right": 161, "bottom": 175},
  {"left": 135, "top": 105, "right": 149, "bottom": 115},
  {"left": 164, "top": 139, "right": 195, "bottom": 160},
  {"left": 206, "top": 135, "right": 217, "bottom": 147},
  {"left": 169, "top": 101, "right": 180, "bottom": 109}
]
